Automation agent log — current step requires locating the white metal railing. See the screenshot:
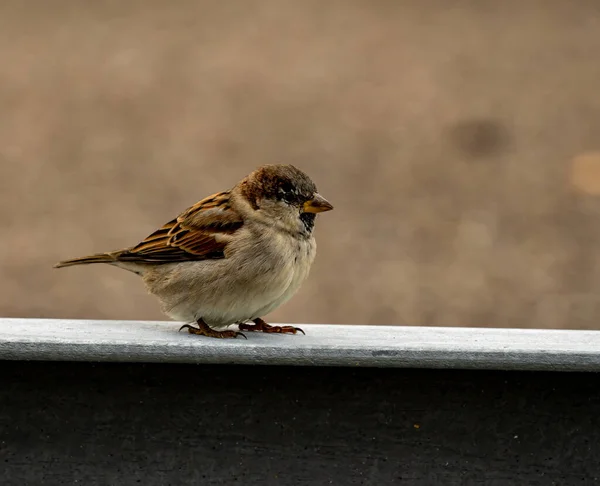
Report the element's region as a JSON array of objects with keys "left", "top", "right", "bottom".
[
  {"left": 0, "top": 318, "right": 599, "bottom": 371},
  {"left": 2, "top": 318, "right": 600, "bottom": 371}
]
